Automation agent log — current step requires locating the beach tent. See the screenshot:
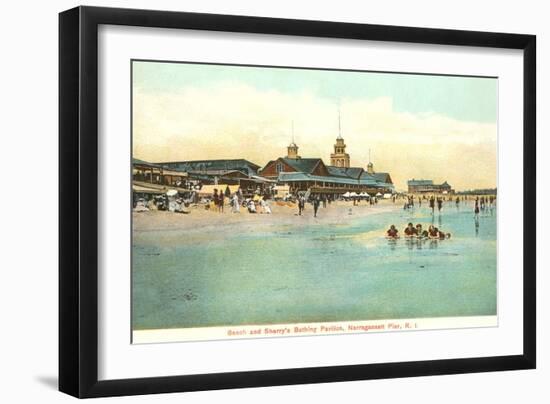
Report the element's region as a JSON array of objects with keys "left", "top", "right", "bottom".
[
  {"left": 132, "top": 184, "right": 165, "bottom": 195},
  {"left": 133, "top": 205, "right": 149, "bottom": 212},
  {"left": 383, "top": 193, "right": 393, "bottom": 199},
  {"left": 360, "top": 192, "right": 369, "bottom": 198},
  {"left": 375, "top": 192, "right": 383, "bottom": 197},
  {"left": 273, "top": 185, "right": 290, "bottom": 199},
  {"left": 227, "top": 185, "right": 240, "bottom": 195},
  {"left": 197, "top": 184, "right": 229, "bottom": 197},
  {"left": 166, "top": 189, "right": 178, "bottom": 197},
  {"left": 349, "top": 192, "right": 358, "bottom": 197},
  {"left": 343, "top": 192, "right": 351, "bottom": 198}
]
